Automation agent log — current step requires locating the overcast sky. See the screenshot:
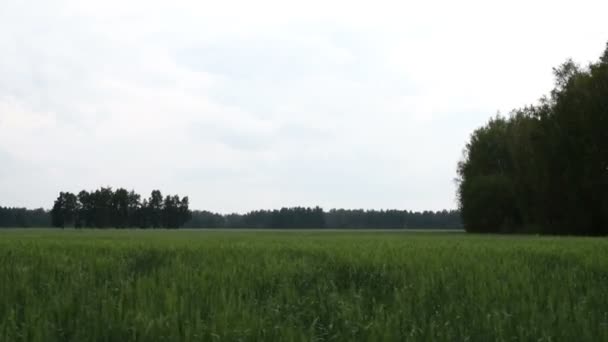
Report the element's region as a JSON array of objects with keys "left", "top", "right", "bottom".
[{"left": 1, "top": 0, "right": 607, "bottom": 212}]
